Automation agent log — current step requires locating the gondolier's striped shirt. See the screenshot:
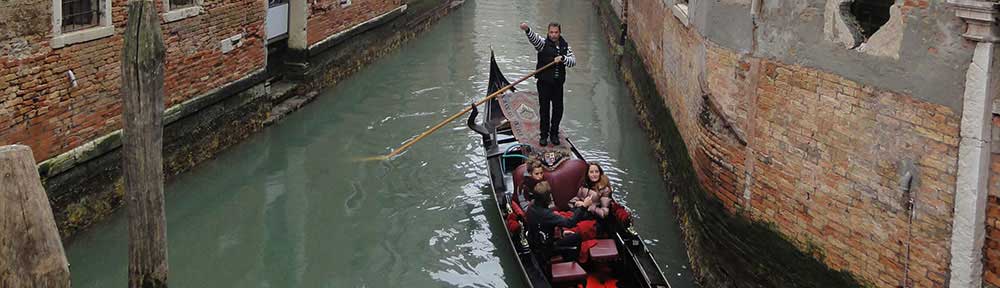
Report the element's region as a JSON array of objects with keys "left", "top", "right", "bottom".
[{"left": 525, "top": 29, "right": 577, "bottom": 67}]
